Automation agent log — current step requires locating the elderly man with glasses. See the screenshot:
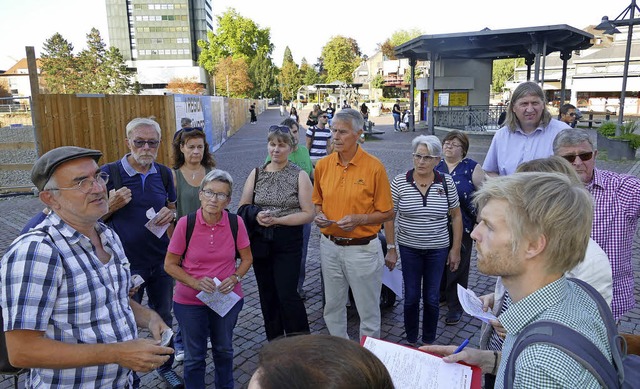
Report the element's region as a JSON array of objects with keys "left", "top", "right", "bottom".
[
  {"left": 553, "top": 128, "right": 640, "bottom": 321},
  {"left": 1, "top": 146, "right": 174, "bottom": 388},
  {"left": 101, "top": 117, "right": 184, "bottom": 388}
]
